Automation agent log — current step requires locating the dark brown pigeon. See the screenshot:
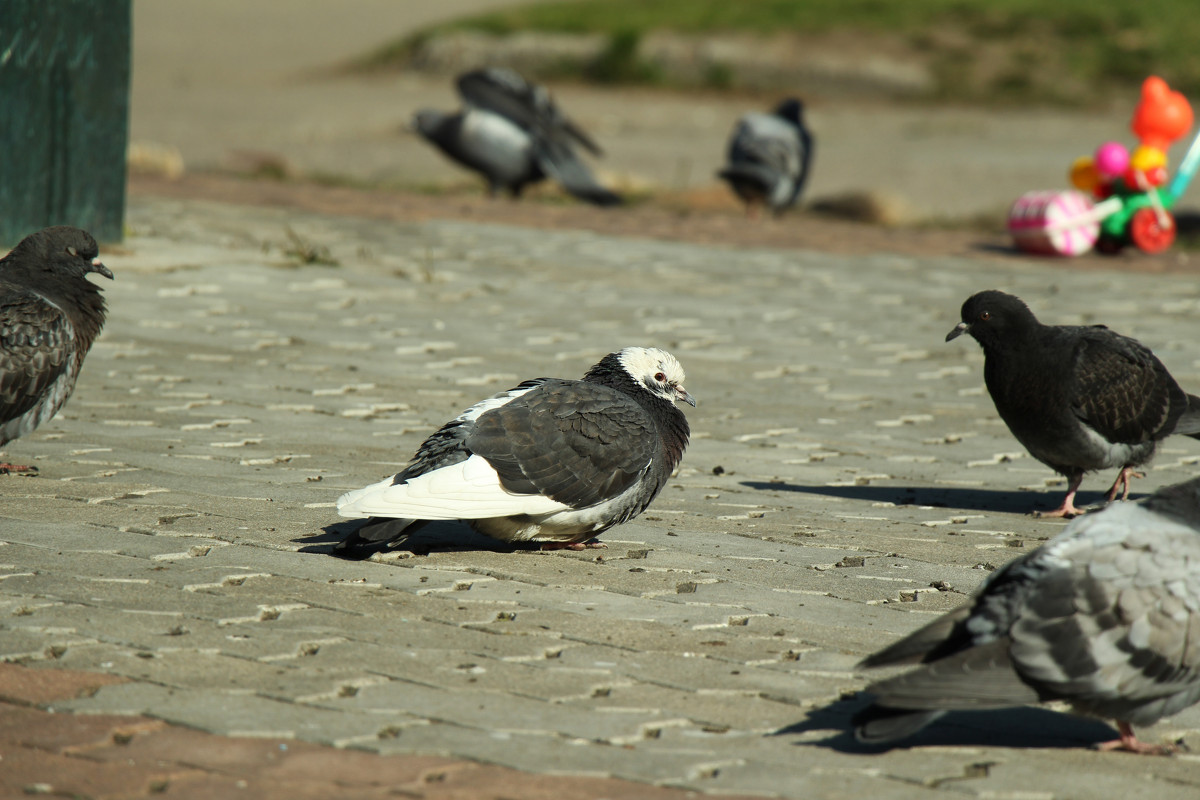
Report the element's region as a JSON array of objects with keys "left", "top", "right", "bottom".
[
  {"left": 0, "top": 227, "right": 113, "bottom": 473},
  {"left": 947, "top": 290, "right": 1200, "bottom": 517},
  {"left": 855, "top": 475, "right": 1200, "bottom": 754},
  {"left": 335, "top": 347, "right": 693, "bottom": 555}
]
